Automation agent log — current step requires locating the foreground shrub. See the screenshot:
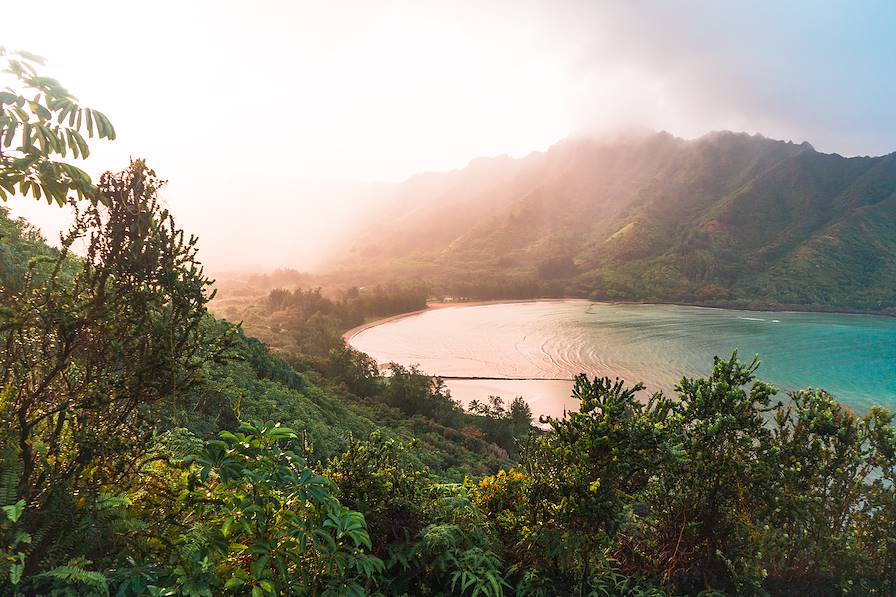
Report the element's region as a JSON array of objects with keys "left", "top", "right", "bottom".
[{"left": 479, "top": 353, "right": 896, "bottom": 595}]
